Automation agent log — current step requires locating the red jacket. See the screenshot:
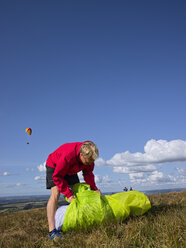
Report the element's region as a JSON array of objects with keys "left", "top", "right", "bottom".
[{"left": 46, "top": 141, "right": 98, "bottom": 198}]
